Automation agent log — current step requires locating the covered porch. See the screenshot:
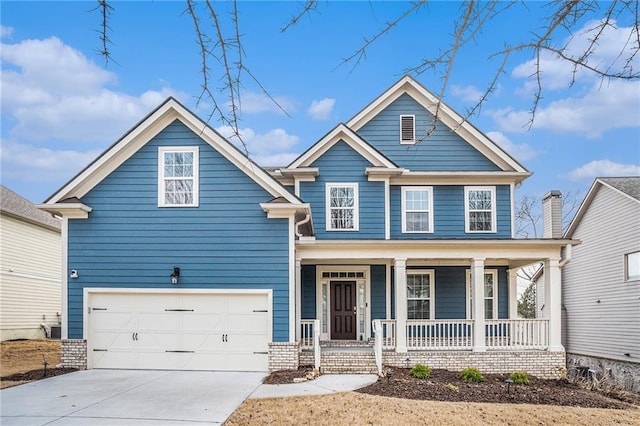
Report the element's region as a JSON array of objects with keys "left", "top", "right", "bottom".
[{"left": 294, "top": 239, "right": 574, "bottom": 374}]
